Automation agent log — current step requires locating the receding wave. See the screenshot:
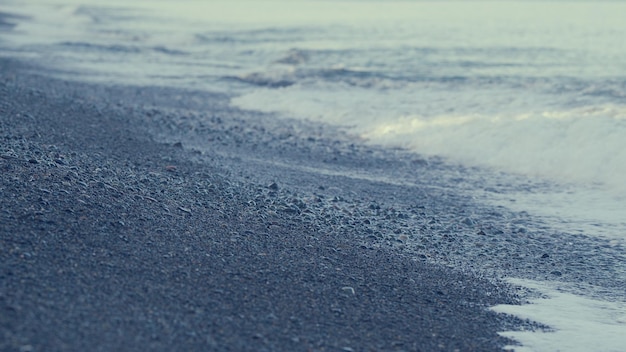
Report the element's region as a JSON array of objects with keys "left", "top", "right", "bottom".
[
  {"left": 274, "top": 49, "right": 309, "bottom": 65},
  {"left": 56, "top": 42, "right": 188, "bottom": 57},
  {"left": 225, "top": 72, "right": 295, "bottom": 88},
  {"left": 151, "top": 46, "right": 187, "bottom": 56},
  {"left": 58, "top": 41, "right": 141, "bottom": 53},
  {"left": 363, "top": 108, "right": 626, "bottom": 190},
  {"left": 195, "top": 27, "right": 308, "bottom": 45},
  {"left": 74, "top": 5, "right": 142, "bottom": 24}
]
